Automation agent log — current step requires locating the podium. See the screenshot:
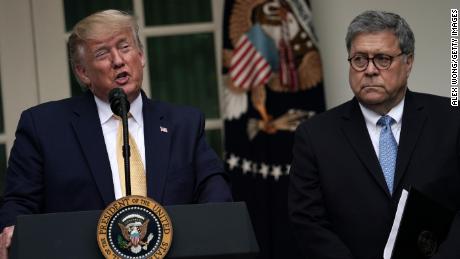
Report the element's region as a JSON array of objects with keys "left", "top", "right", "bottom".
[{"left": 10, "top": 202, "right": 259, "bottom": 259}]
